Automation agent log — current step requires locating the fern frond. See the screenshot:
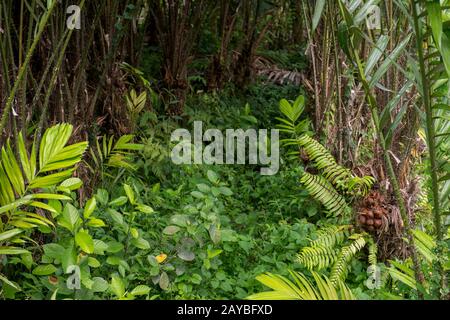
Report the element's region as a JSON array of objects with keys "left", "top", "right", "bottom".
[
  {"left": 247, "top": 270, "right": 355, "bottom": 300},
  {"left": 88, "top": 135, "right": 143, "bottom": 174},
  {"left": 298, "top": 134, "right": 342, "bottom": 172},
  {"left": 330, "top": 233, "right": 367, "bottom": 285},
  {"left": 297, "top": 245, "right": 339, "bottom": 270},
  {"left": 367, "top": 237, "right": 378, "bottom": 267},
  {"left": 310, "top": 225, "right": 350, "bottom": 248},
  {"left": 297, "top": 225, "right": 351, "bottom": 270},
  {"left": 298, "top": 134, "right": 374, "bottom": 196},
  {"left": 300, "top": 172, "right": 350, "bottom": 217}
]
